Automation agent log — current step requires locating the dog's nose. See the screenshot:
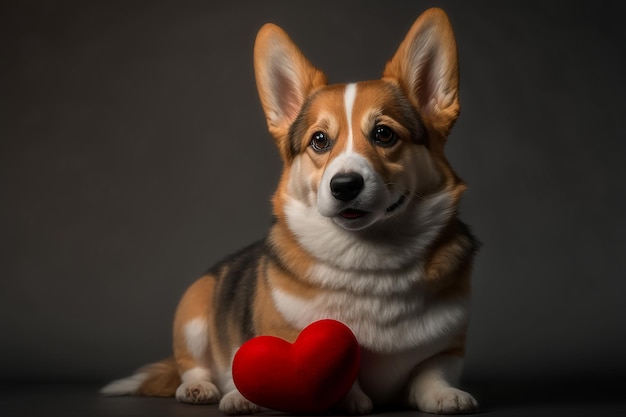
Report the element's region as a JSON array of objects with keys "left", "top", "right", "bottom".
[{"left": 330, "top": 173, "right": 364, "bottom": 202}]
